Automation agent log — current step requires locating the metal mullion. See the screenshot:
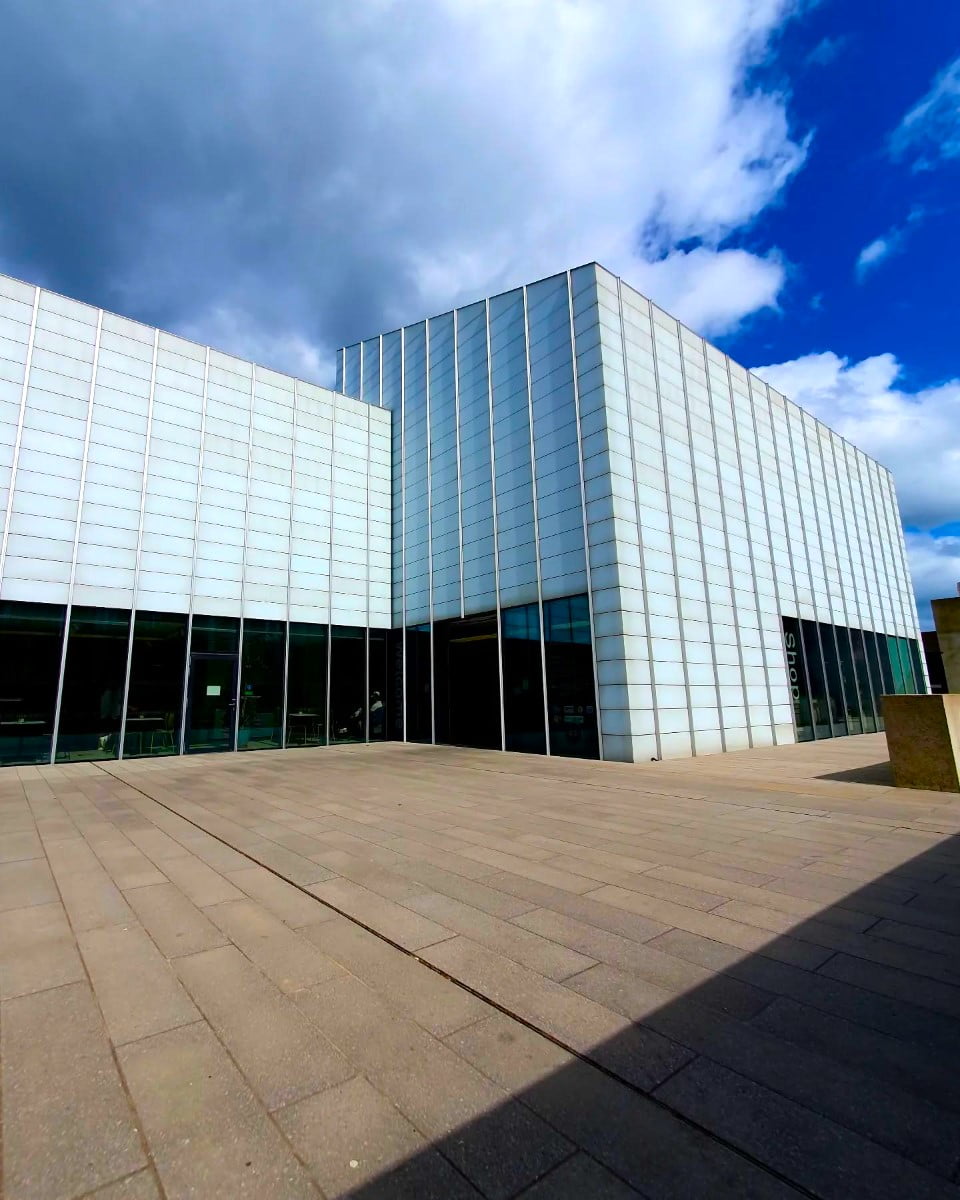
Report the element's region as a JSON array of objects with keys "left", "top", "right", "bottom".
[
  {"left": 485, "top": 299, "right": 506, "bottom": 752},
  {"left": 0, "top": 285, "right": 39, "bottom": 590},
  {"left": 118, "top": 328, "right": 160, "bottom": 760},
  {"left": 50, "top": 307, "right": 104, "bottom": 763},
  {"left": 615, "top": 277, "right": 661, "bottom": 762},
  {"left": 748, "top": 383, "right": 801, "bottom": 743},
  {"left": 719, "top": 368, "right": 761, "bottom": 748},
  {"left": 326, "top": 394, "right": 336, "bottom": 748},
  {"left": 647, "top": 301, "right": 694, "bottom": 756},
  {"left": 808, "top": 423, "right": 853, "bottom": 732},
  {"left": 781, "top": 401, "right": 828, "bottom": 737},
  {"left": 424, "top": 322, "right": 436, "bottom": 746},
  {"left": 566, "top": 271, "right": 603, "bottom": 759},
  {"left": 851, "top": 450, "right": 888, "bottom": 714},
  {"left": 764, "top": 388, "right": 807, "bottom": 743},
  {"left": 731, "top": 376, "right": 780, "bottom": 742},
  {"left": 797, "top": 412, "right": 840, "bottom": 738},
  {"left": 399, "top": 327, "right": 407, "bottom": 742},
  {"left": 179, "top": 347, "right": 211, "bottom": 755},
  {"left": 521, "top": 287, "right": 551, "bottom": 755},
  {"left": 359, "top": 342, "right": 369, "bottom": 746},
  {"left": 825, "top": 432, "right": 868, "bottom": 728},
  {"left": 691, "top": 344, "right": 729, "bottom": 752},
  {"left": 453, "top": 309, "right": 465, "bottom": 618},
  {"left": 233, "top": 365, "right": 256, "bottom": 754},
  {"left": 365, "top": 402, "right": 371, "bottom": 745},
  {"left": 282, "top": 381, "right": 298, "bottom": 750}
]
